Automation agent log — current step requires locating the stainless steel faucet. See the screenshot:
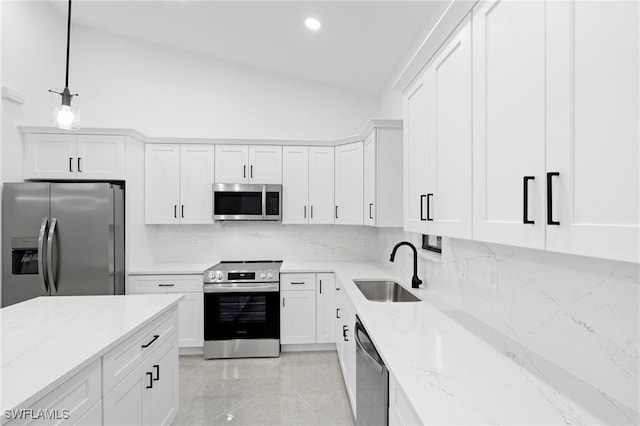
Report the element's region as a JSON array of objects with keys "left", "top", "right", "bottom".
[{"left": 389, "top": 241, "right": 423, "bottom": 289}]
